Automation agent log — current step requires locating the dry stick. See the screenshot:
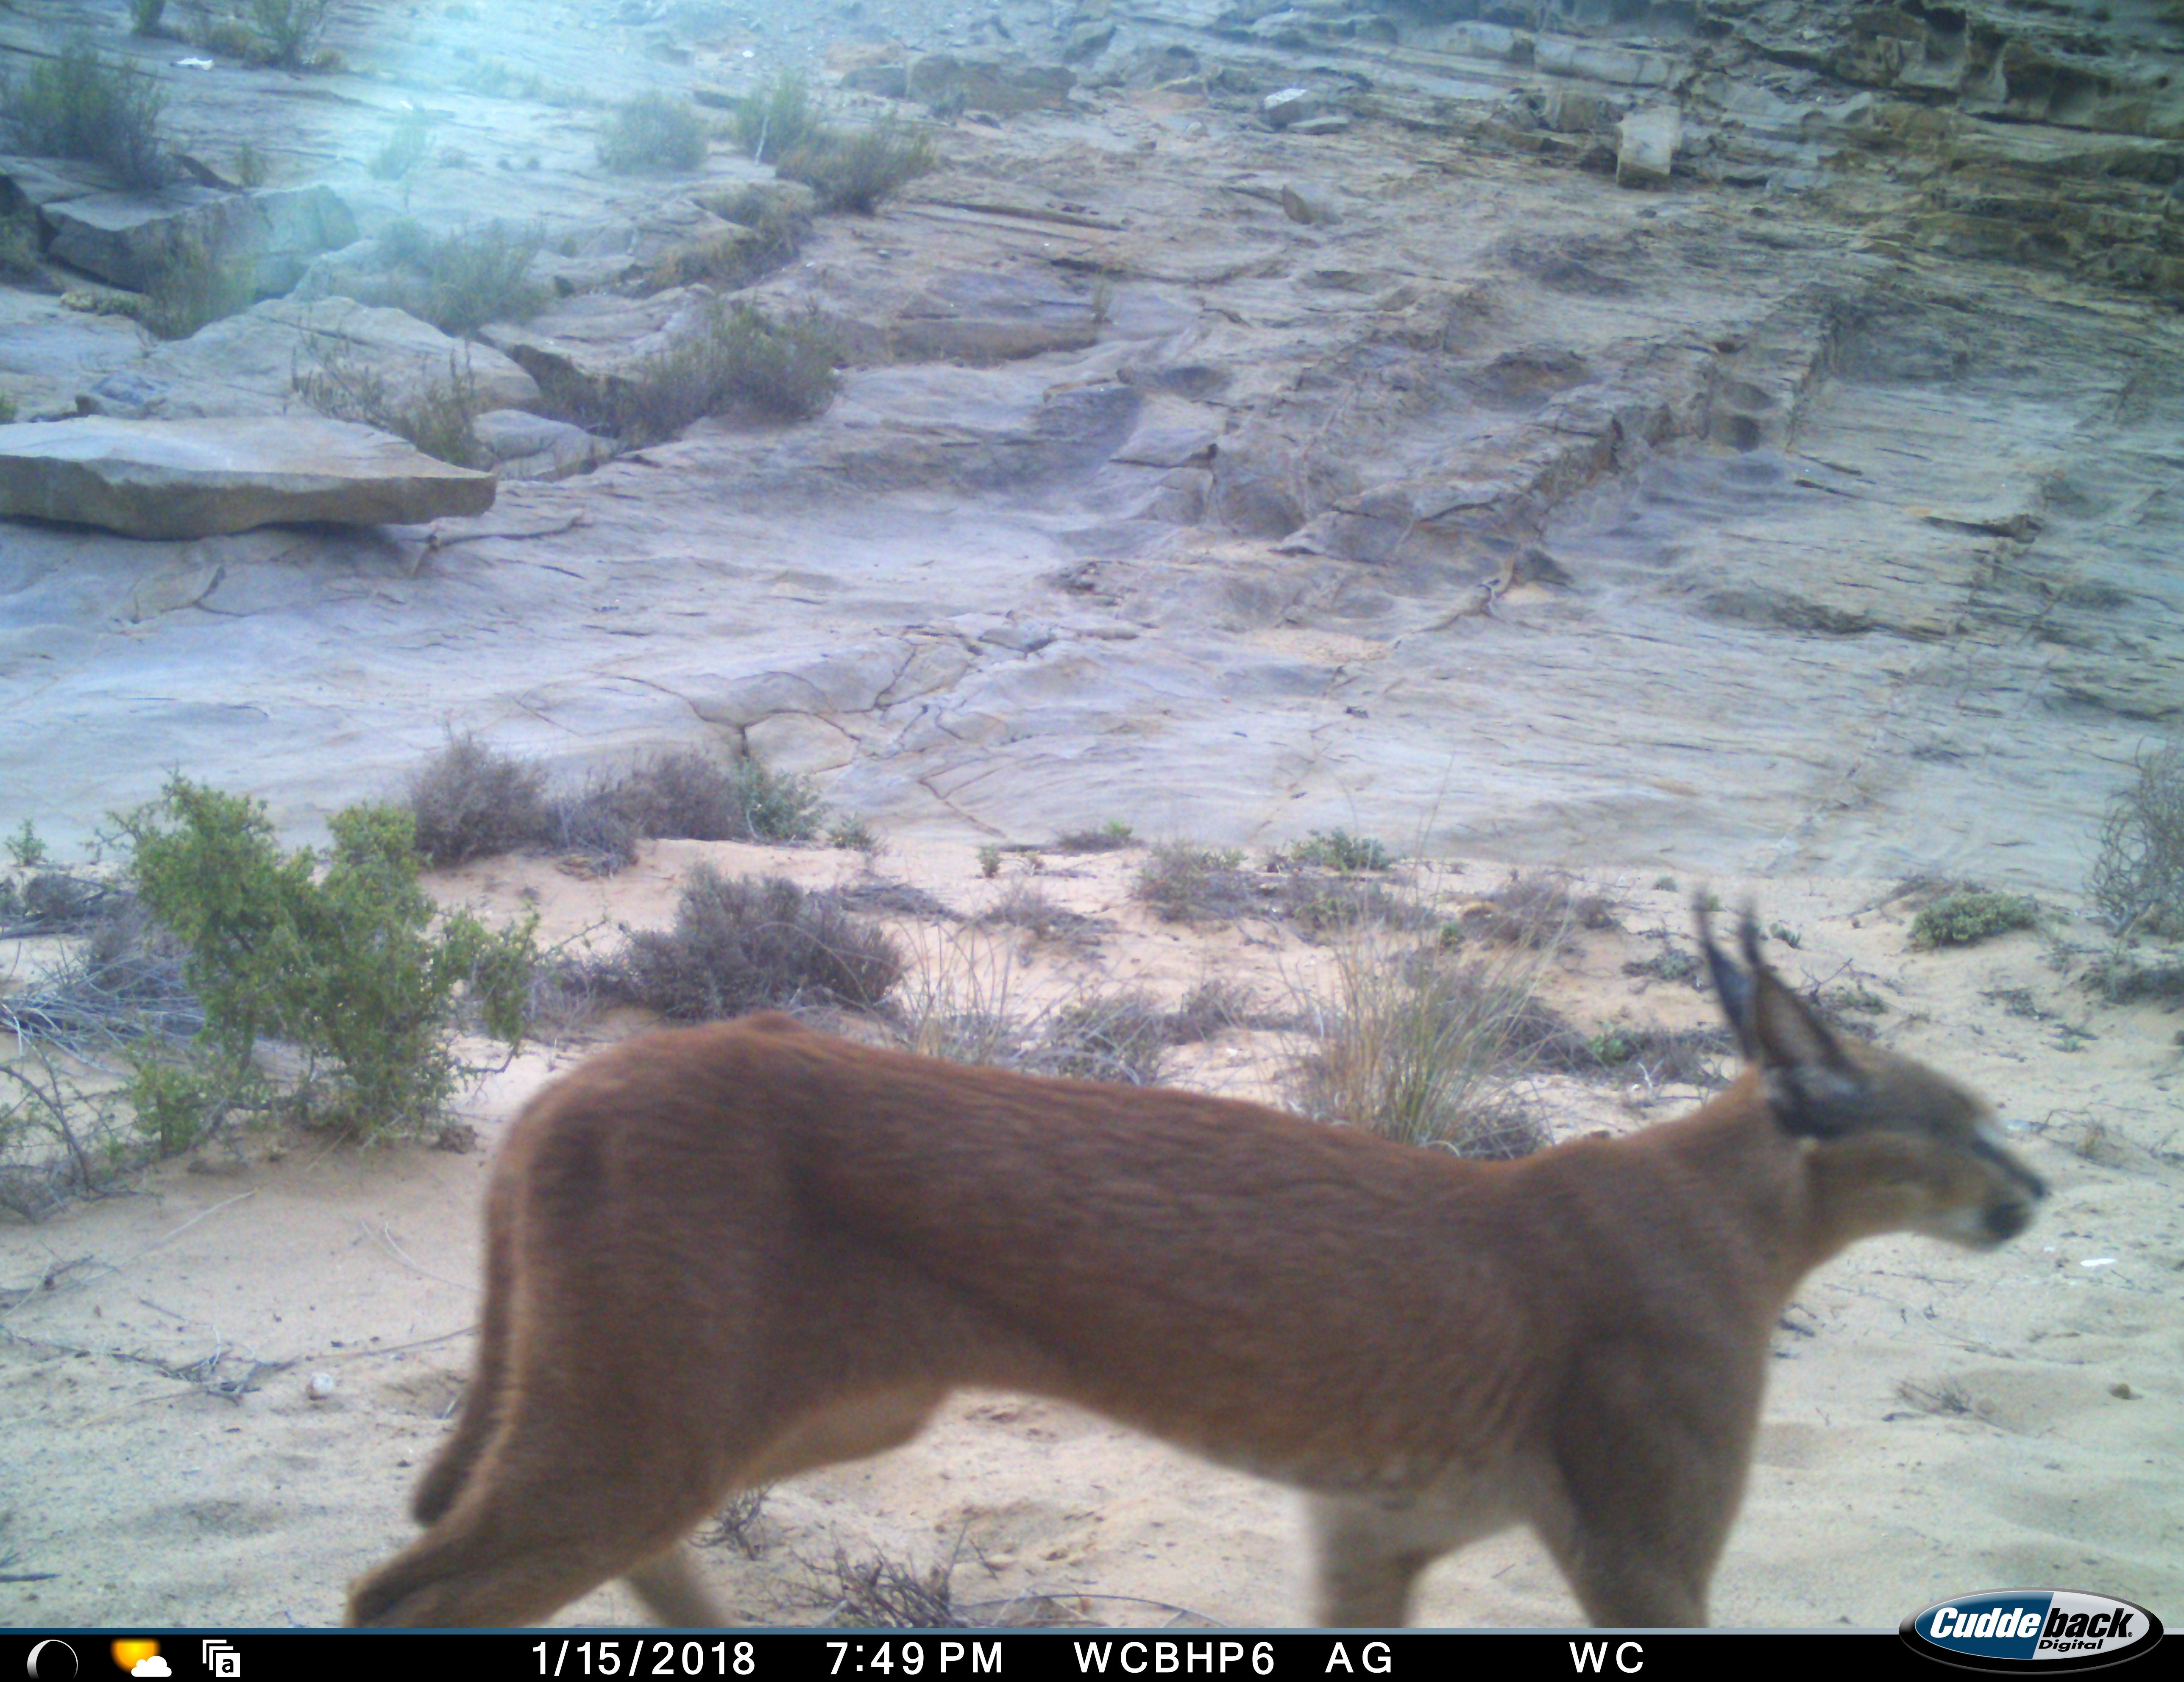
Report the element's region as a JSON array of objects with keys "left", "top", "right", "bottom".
[
  {"left": 363, "top": 1219, "right": 468, "bottom": 1290},
  {"left": 0, "top": 1189, "right": 257, "bottom": 1325}
]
